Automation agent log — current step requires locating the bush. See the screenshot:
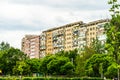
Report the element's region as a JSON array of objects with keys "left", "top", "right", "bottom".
[
  {"left": 23, "top": 77, "right": 32, "bottom": 80},
  {"left": 0, "top": 77, "right": 104, "bottom": 80},
  {"left": 82, "top": 77, "right": 103, "bottom": 80},
  {"left": 0, "top": 77, "right": 6, "bottom": 80},
  {"left": 33, "top": 77, "right": 45, "bottom": 80}
]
